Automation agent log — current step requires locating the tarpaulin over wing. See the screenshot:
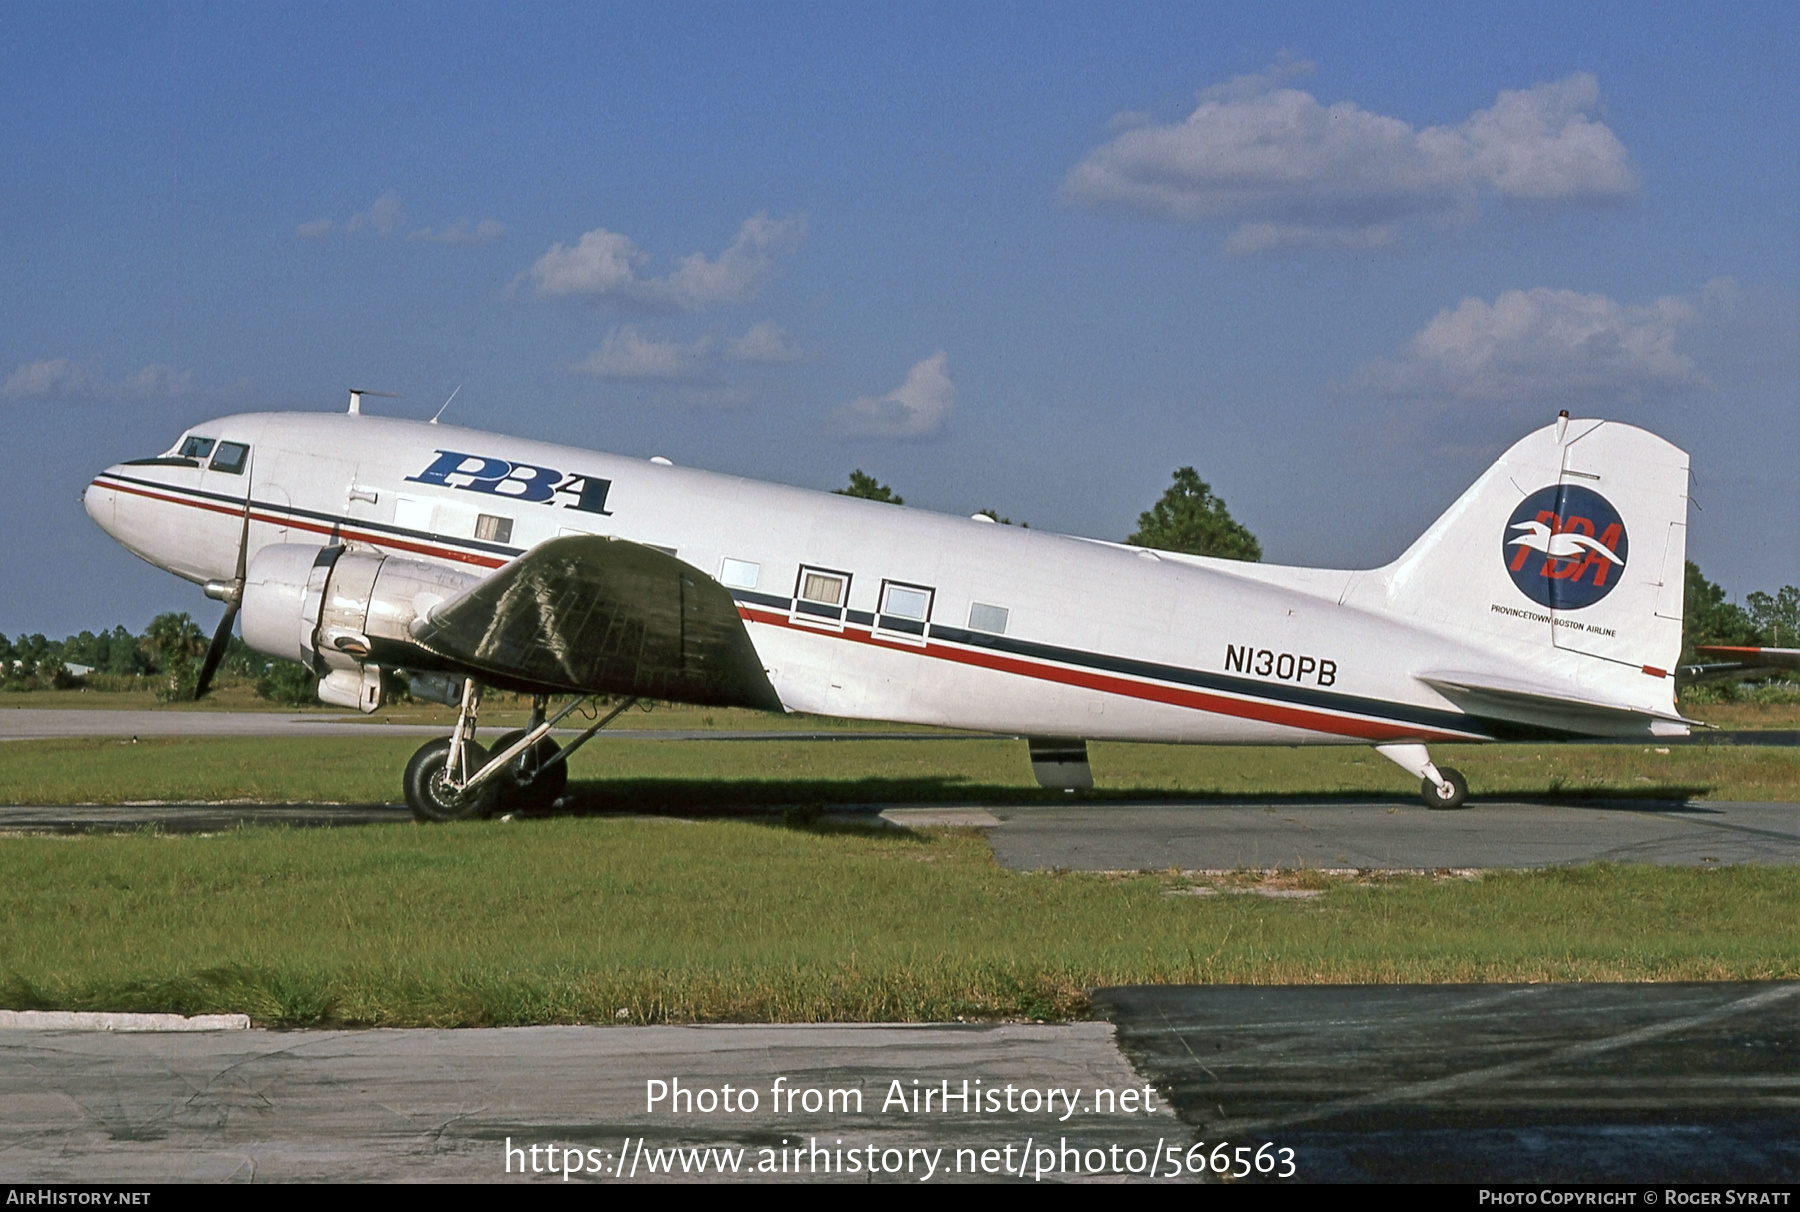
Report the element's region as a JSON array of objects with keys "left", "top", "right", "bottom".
[{"left": 411, "top": 534, "right": 782, "bottom": 709}]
